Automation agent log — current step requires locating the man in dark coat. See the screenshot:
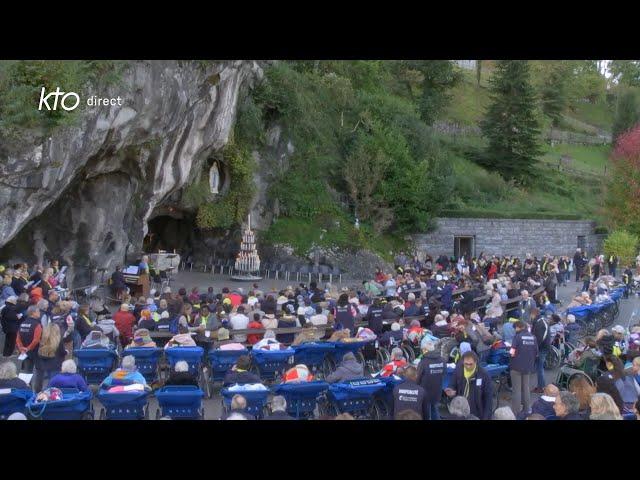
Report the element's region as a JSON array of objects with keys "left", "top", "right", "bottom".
[
  {"left": 573, "top": 249, "right": 583, "bottom": 283},
  {"left": 1, "top": 296, "right": 22, "bottom": 357},
  {"left": 416, "top": 339, "right": 446, "bottom": 420},
  {"left": 445, "top": 351, "right": 493, "bottom": 420}
]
